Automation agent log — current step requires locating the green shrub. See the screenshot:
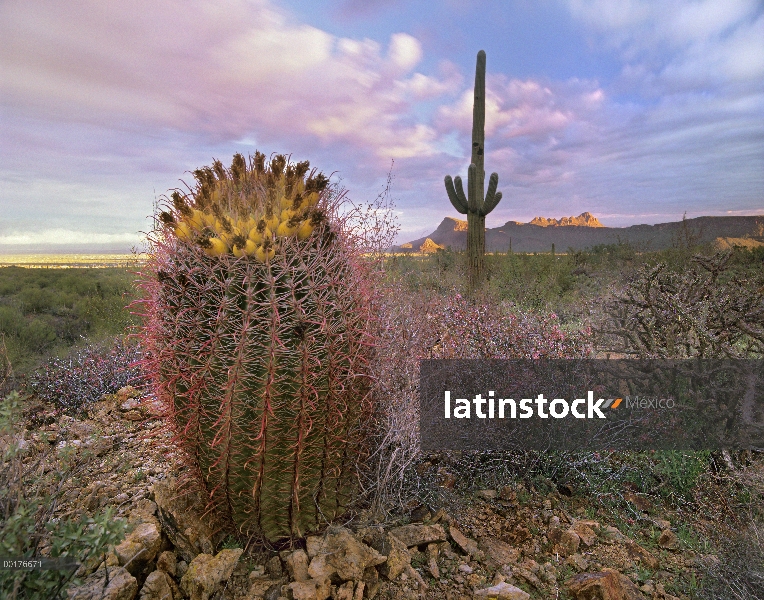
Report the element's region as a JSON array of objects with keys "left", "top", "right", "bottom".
[{"left": 0, "top": 392, "right": 131, "bottom": 599}]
